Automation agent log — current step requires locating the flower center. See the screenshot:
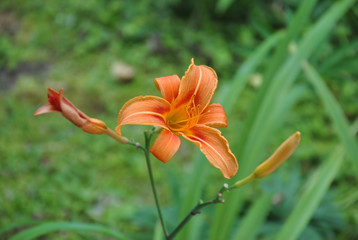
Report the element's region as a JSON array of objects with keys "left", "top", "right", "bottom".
[{"left": 167, "top": 95, "right": 201, "bottom": 132}]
